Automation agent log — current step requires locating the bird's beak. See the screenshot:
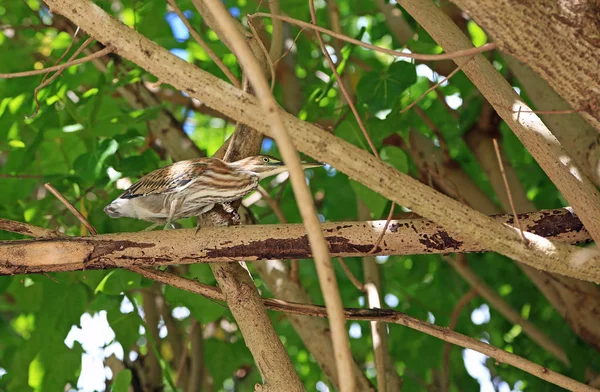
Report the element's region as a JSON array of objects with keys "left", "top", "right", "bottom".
[{"left": 301, "top": 161, "right": 324, "bottom": 169}]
